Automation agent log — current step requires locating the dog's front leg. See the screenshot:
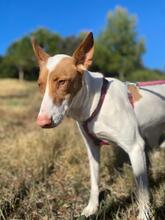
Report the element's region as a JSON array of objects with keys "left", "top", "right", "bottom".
[
  {"left": 78, "top": 123, "right": 100, "bottom": 217},
  {"left": 82, "top": 142, "right": 100, "bottom": 217}
]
